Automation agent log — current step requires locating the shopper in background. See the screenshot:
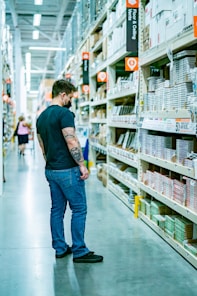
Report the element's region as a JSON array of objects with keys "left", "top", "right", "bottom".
[
  {"left": 36, "top": 79, "right": 103, "bottom": 263},
  {"left": 16, "top": 115, "right": 31, "bottom": 156}
]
